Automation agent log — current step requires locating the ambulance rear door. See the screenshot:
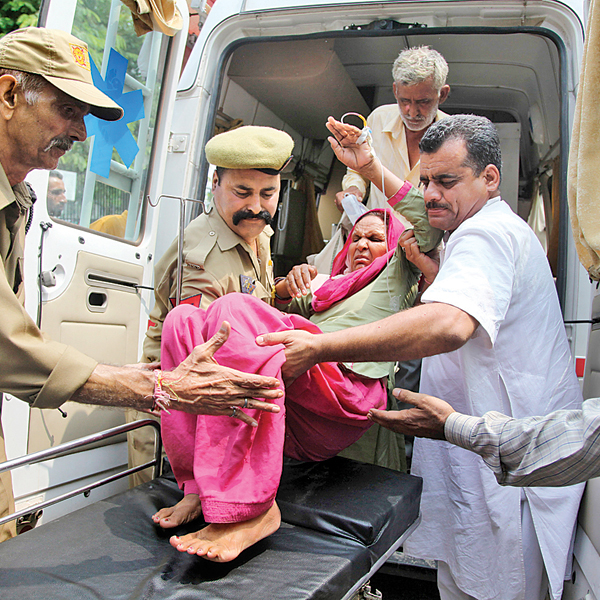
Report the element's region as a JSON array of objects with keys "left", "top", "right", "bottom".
[{"left": 2, "top": 0, "right": 188, "bottom": 522}]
